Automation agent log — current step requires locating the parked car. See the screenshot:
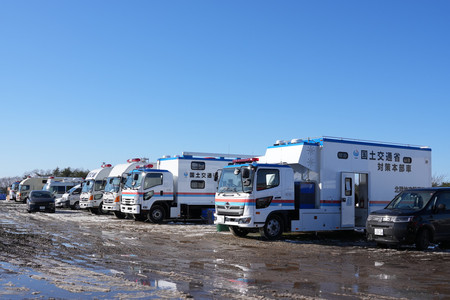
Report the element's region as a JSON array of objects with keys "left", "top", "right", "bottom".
[
  {"left": 55, "top": 184, "right": 81, "bottom": 209},
  {"left": 366, "top": 187, "right": 450, "bottom": 250},
  {"left": 27, "top": 190, "right": 56, "bottom": 213}
]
